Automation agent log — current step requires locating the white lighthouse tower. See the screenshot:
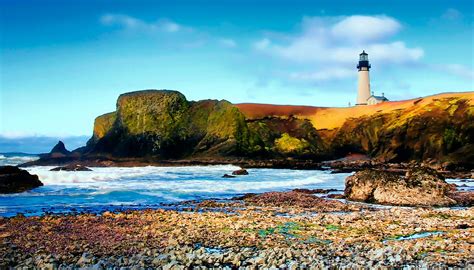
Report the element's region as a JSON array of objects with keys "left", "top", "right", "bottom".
[{"left": 356, "top": 51, "right": 371, "bottom": 105}]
